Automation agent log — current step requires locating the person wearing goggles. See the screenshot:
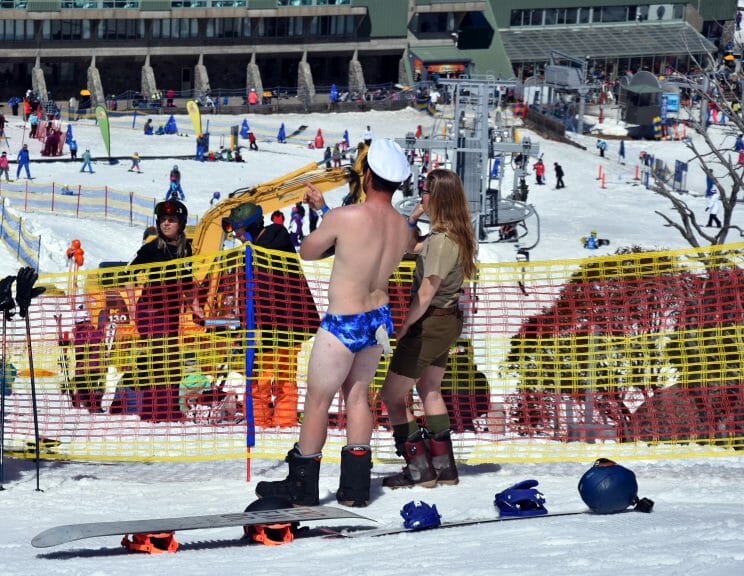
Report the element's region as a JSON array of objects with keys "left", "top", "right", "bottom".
[
  {"left": 219, "top": 202, "right": 320, "bottom": 428},
  {"left": 127, "top": 199, "right": 204, "bottom": 422}
]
